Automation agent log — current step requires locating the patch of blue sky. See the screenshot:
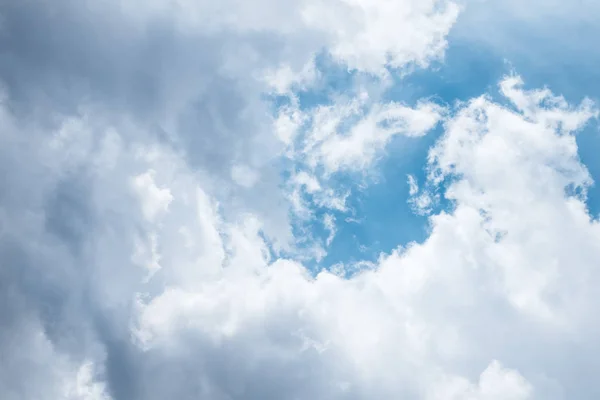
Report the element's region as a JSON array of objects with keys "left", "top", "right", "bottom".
[
  {"left": 293, "top": 44, "right": 504, "bottom": 268},
  {"left": 335, "top": 25, "right": 600, "bottom": 264},
  {"left": 277, "top": 22, "right": 600, "bottom": 270},
  {"left": 279, "top": 46, "right": 501, "bottom": 268},
  {"left": 316, "top": 132, "right": 438, "bottom": 266}
]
